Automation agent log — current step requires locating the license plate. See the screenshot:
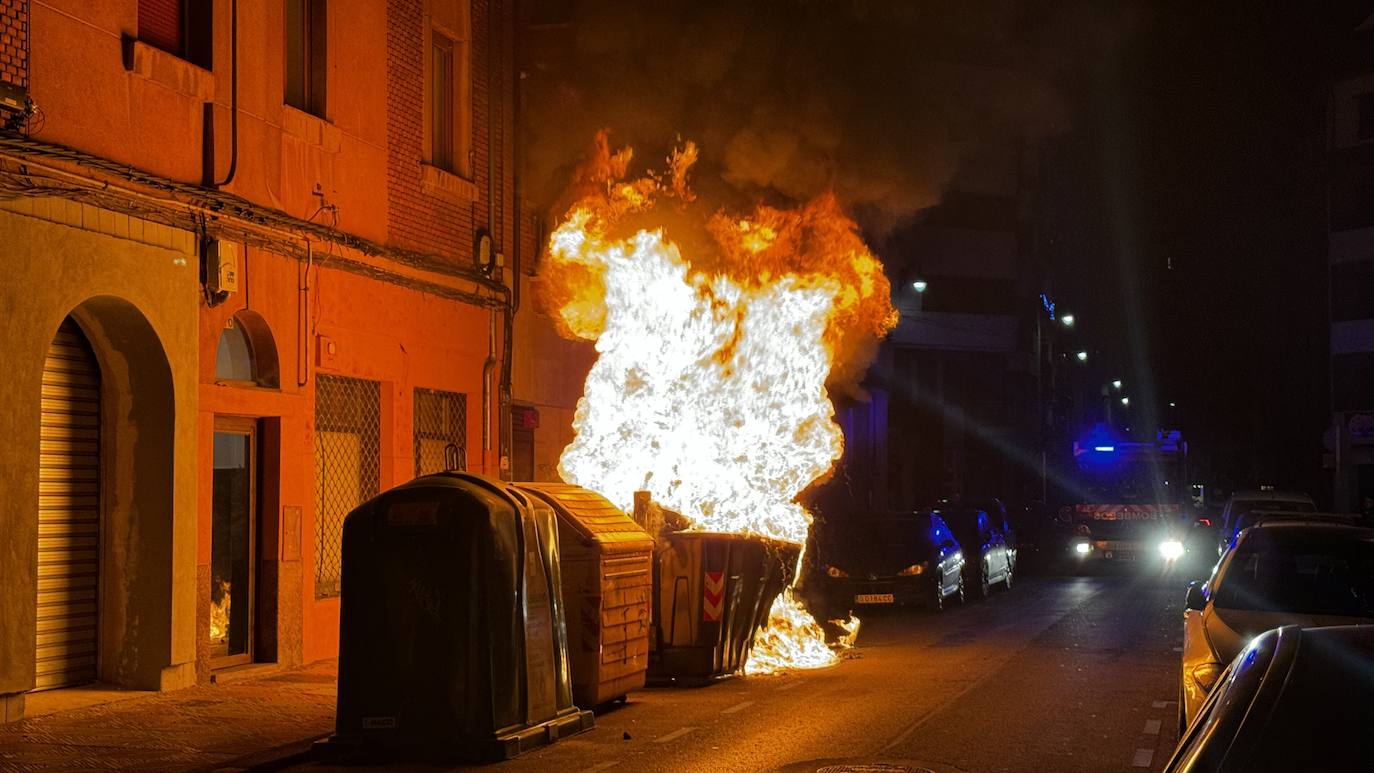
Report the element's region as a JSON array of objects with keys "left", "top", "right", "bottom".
[{"left": 855, "top": 593, "right": 894, "bottom": 604}]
